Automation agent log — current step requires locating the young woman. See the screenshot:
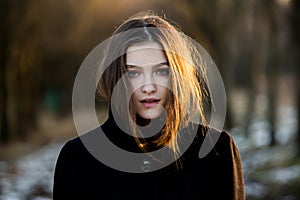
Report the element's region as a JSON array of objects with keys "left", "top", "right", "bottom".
[{"left": 53, "top": 11, "right": 245, "bottom": 200}]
